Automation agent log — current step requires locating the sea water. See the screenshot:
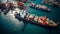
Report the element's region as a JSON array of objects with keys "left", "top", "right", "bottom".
[{"left": 0, "top": 0, "right": 60, "bottom": 34}]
